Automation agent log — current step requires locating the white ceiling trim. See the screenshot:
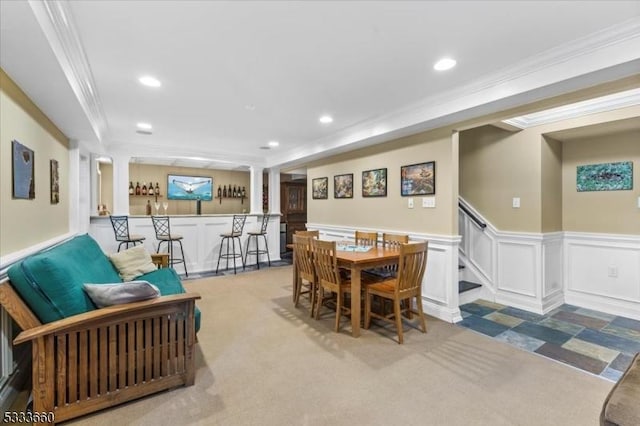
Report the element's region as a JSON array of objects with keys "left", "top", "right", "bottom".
[
  {"left": 266, "top": 18, "right": 640, "bottom": 168},
  {"left": 28, "top": 0, "right": 108, "bottom": 143}
]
